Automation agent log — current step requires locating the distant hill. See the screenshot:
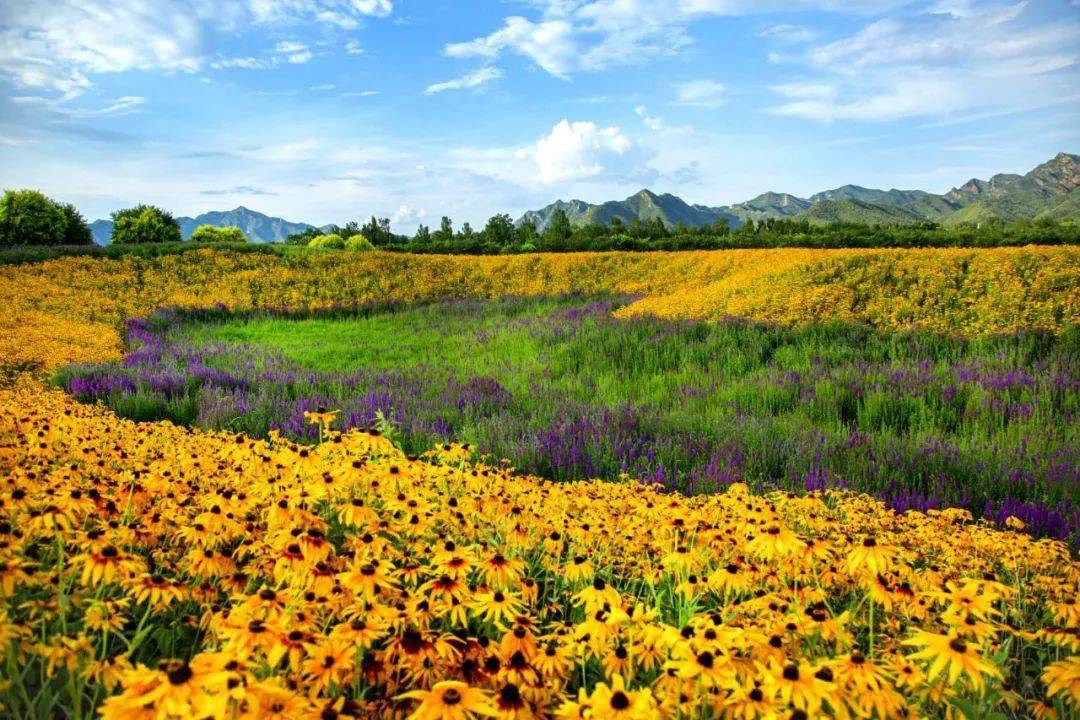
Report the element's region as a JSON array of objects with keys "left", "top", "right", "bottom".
[
  {"left": 809, "top": 185, "right": 927, "bottom": 207},
  {"left": 797, "top": 199, "right": 927, "bottom": 226},
  {"left": 729, "top": 192, "right": 810, "bottom": 221},
  {"left": 519, "top": 191, "right": 736, "bottom": 231},
  {"left": 517, "top": 152, "right": 1079, "bottom": 230},
  {"left": 91, "top": 206, "right": 313, "bottom": 245}
]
